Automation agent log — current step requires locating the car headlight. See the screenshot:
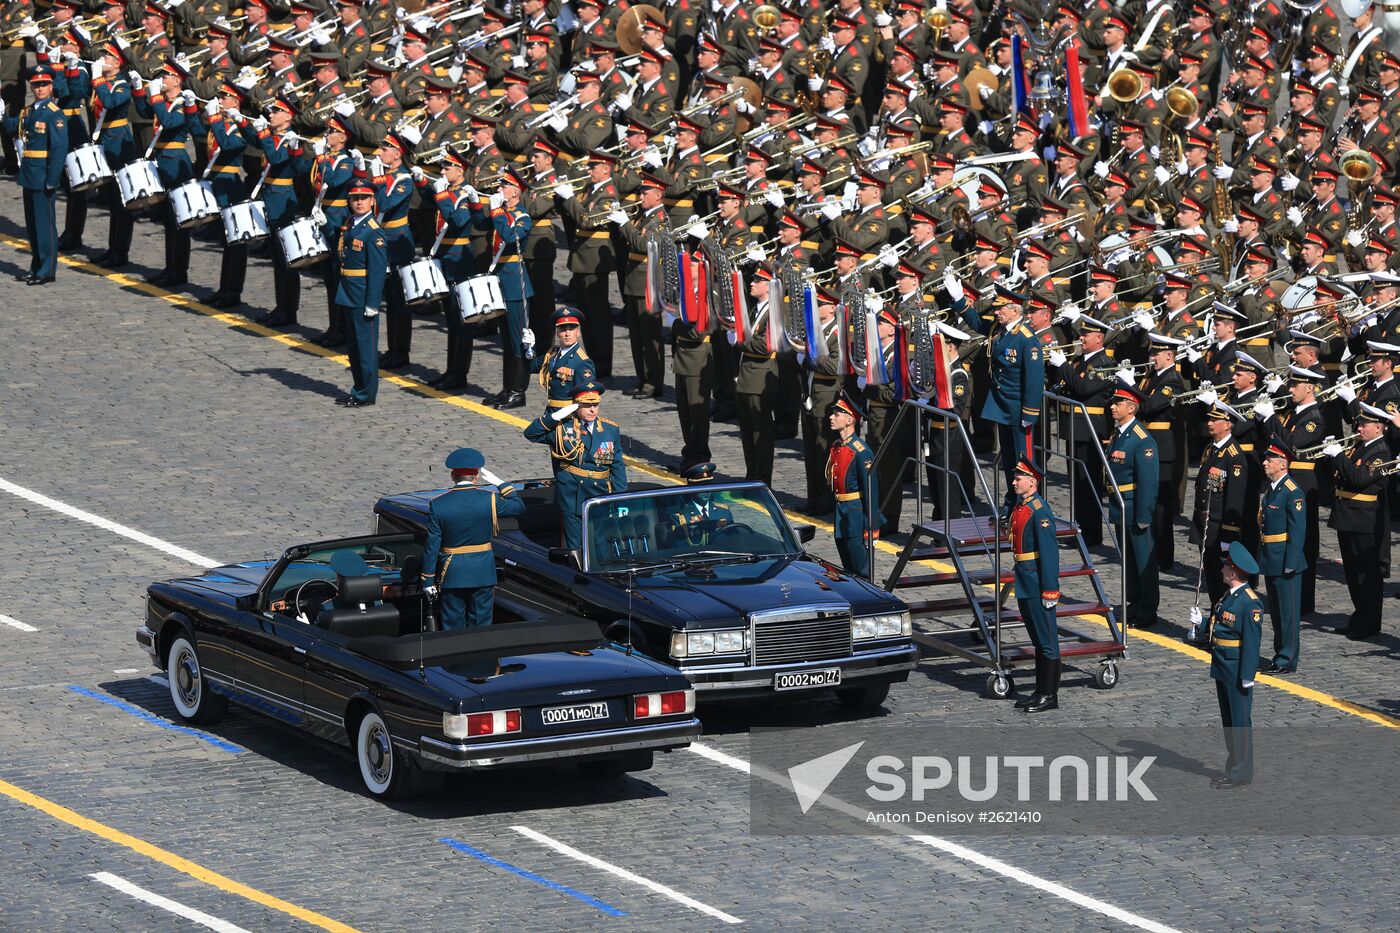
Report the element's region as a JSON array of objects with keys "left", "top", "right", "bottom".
[
  {"left": 671, "top": 629, "right": 748, "bottom": 657},
  {"left": 852, "top": 612, "right": 910, "bottom": 640}
]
